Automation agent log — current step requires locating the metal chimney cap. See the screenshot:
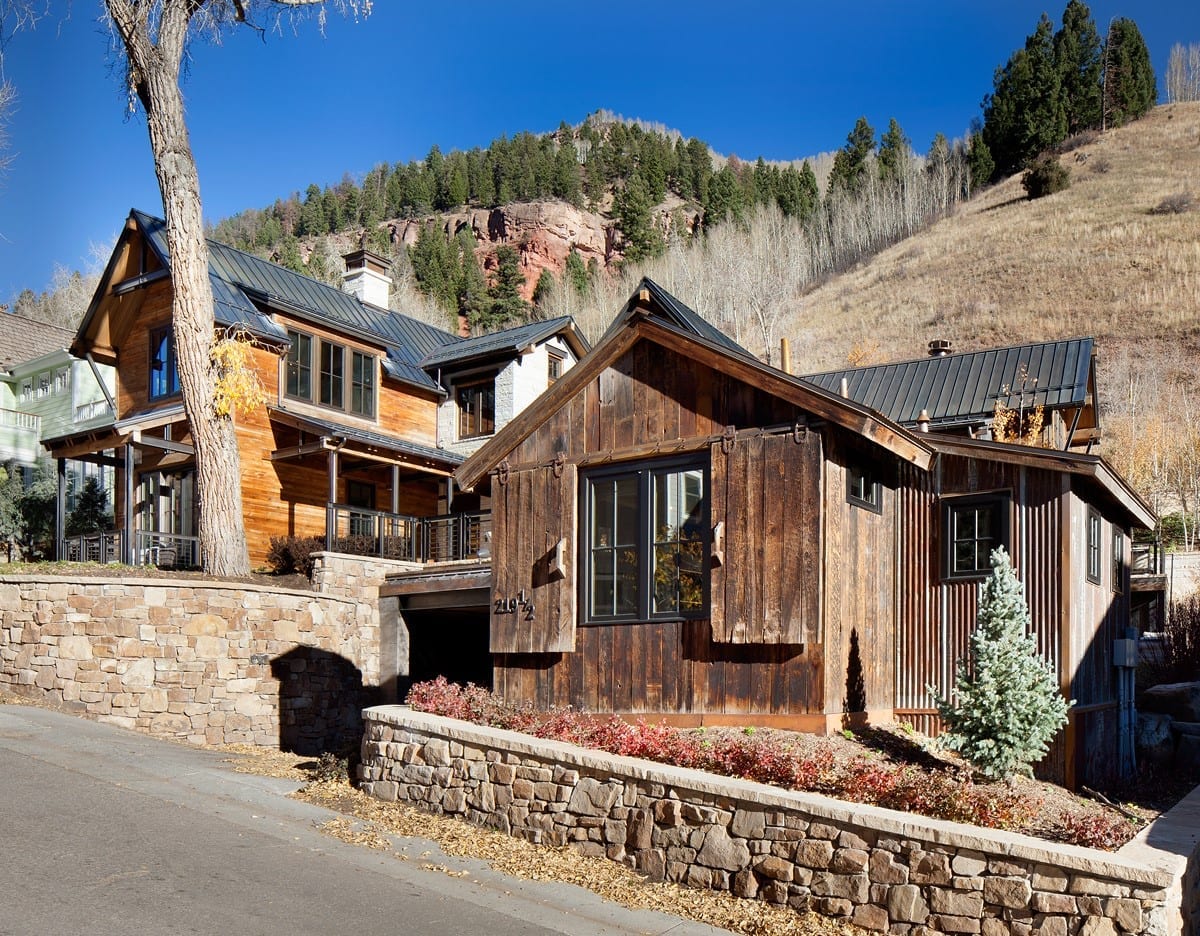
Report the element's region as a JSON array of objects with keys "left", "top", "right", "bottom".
[{"left": 928, "top": 339, "right": 953, "bottom": 357}]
